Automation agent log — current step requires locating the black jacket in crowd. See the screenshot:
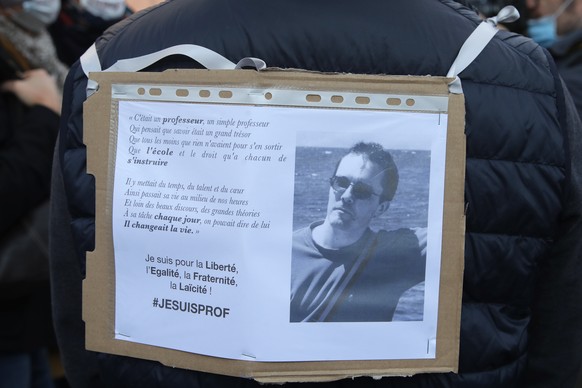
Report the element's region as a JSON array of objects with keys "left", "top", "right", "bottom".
[
  {"left": 0, "top": 93, "right": 59, "bottom": 351},
  {"left": 49, "top": 0, "right": 582, "bottom": 387},
  {"left": 550, "top": 28, "right": 582, "bottom": 120}
]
